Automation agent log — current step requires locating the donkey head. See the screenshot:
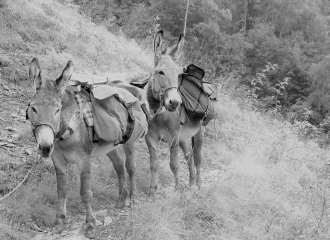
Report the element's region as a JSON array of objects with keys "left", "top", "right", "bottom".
[
  {"left": 27, "top": 58, "right": 73, "bottom": 157},
  {"left": 153, "top": 30, "right": 184, "bottom": 112}
]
